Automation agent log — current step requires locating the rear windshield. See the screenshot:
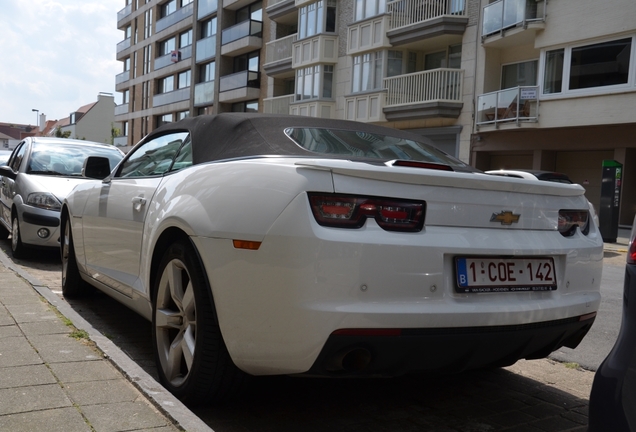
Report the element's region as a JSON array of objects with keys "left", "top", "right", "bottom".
[{"left": 285, "top": 127, "right": 470, "bottom": 169}]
